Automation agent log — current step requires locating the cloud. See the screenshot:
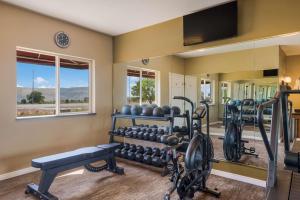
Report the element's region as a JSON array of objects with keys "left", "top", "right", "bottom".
[
  {"left": 17, "top": 83, "right": 23, "bottom": 87},
  {"left": 35, "top": 77, "right": 48, "bottom": 84},
  {"left": 34, "top": 77, "right": 54, "bottom": 88}
]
